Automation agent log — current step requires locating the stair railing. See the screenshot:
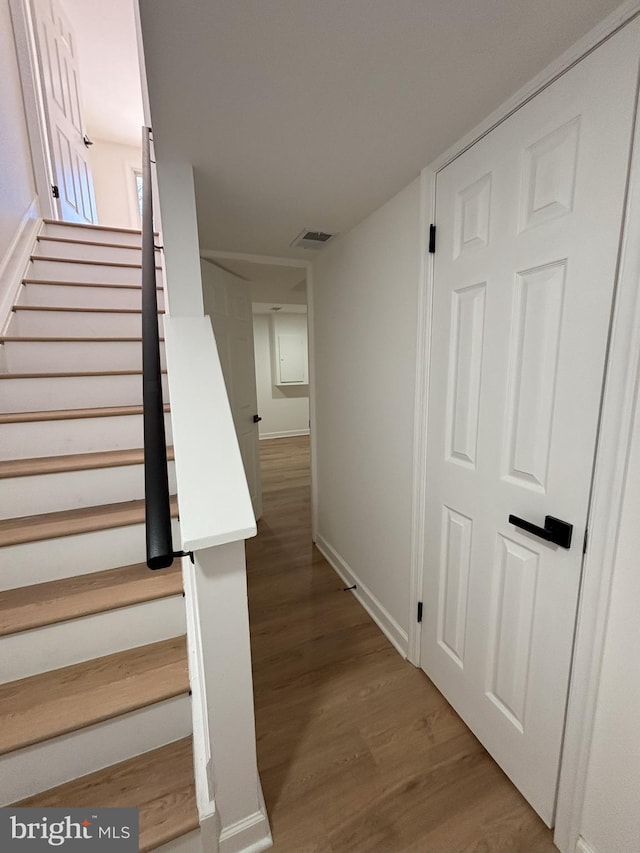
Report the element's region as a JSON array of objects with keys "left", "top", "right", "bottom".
[{"left": 141, "top": 126, "right": 185, "bottom": 569}]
